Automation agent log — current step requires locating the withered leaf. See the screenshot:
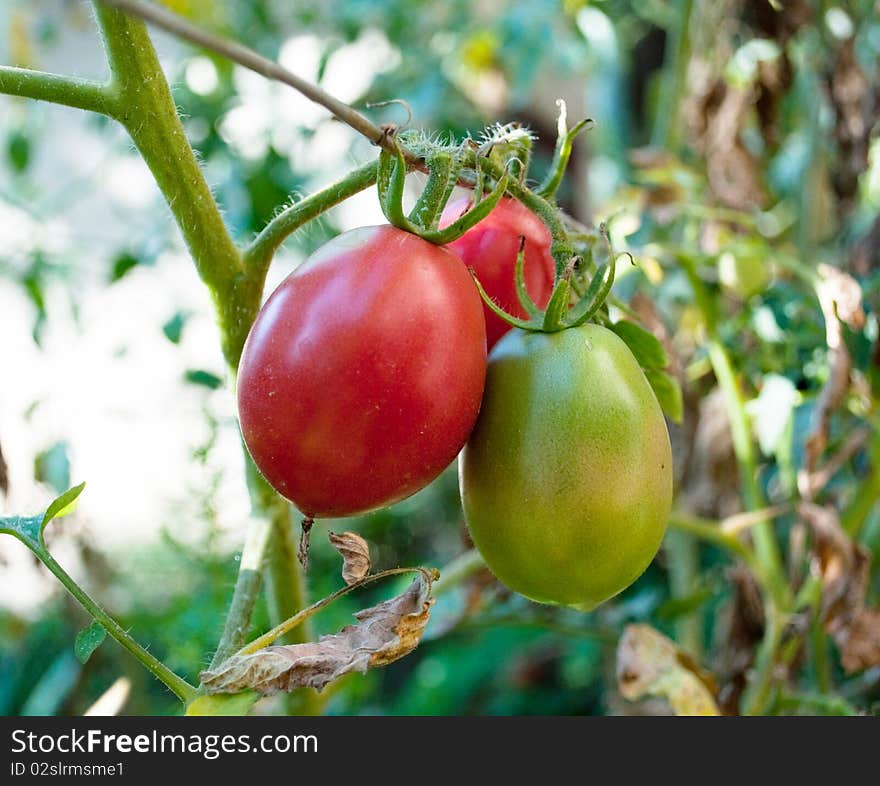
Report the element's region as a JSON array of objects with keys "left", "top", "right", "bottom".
[
  {"left": 802, "top": 266, "right": 865, "bottom": 487},
  {"left": 201, "top": 574, "right": 434, "bottom": 694},
  {"left": 800, "top": 502, "right": 880, "bottom": 672},
  {"left": 328, "top": 531, "right": 371, "bottom": 585},
  {"left": 617, "top": 624, "right": 720, "bottom": 716}
]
